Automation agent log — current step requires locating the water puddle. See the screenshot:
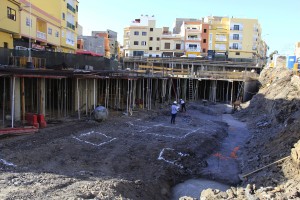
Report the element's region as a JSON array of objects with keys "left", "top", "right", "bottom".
[{"left": 171, "top": 178, "right": 230, "bottom": 200}]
